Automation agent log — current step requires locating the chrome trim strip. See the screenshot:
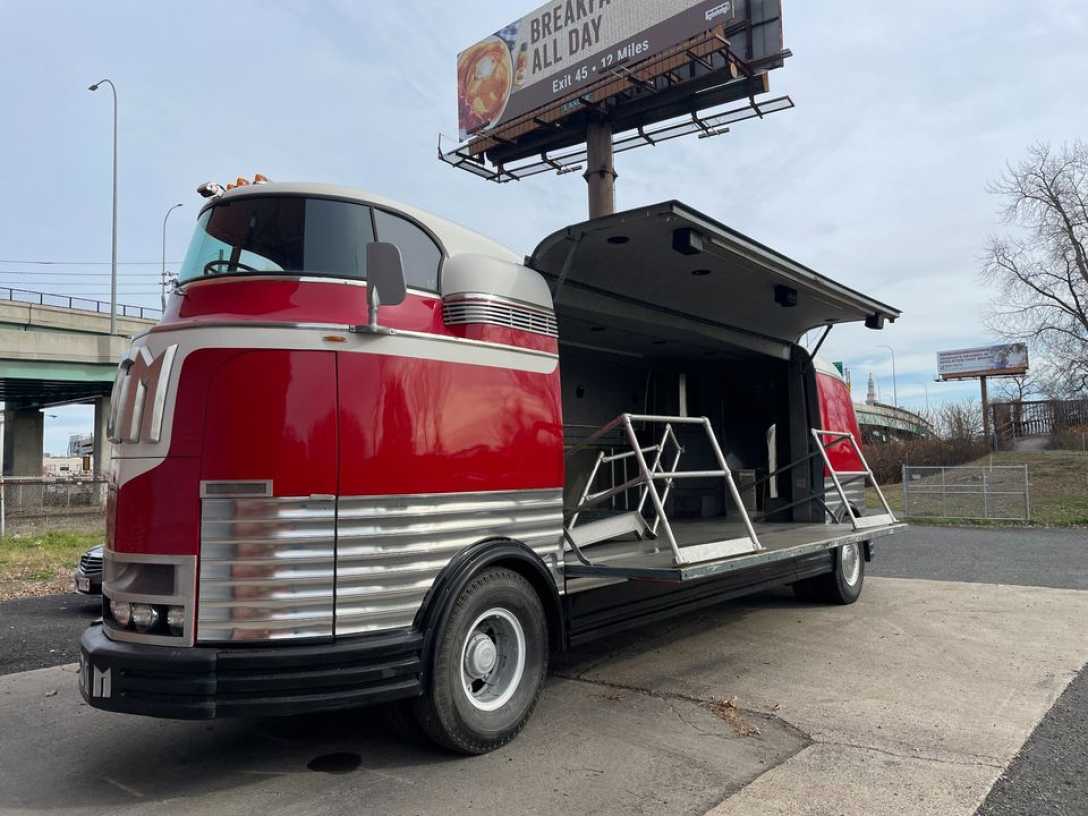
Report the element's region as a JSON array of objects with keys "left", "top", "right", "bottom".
[
  {"left": 143, "top": 322, "right": 559, "bottom": 361},
  {"left": 146, "top": 344, "right": 177, "bottom": 443},
  {"left": 176, "top": 274, "right": 436, "bottom": 297}
]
